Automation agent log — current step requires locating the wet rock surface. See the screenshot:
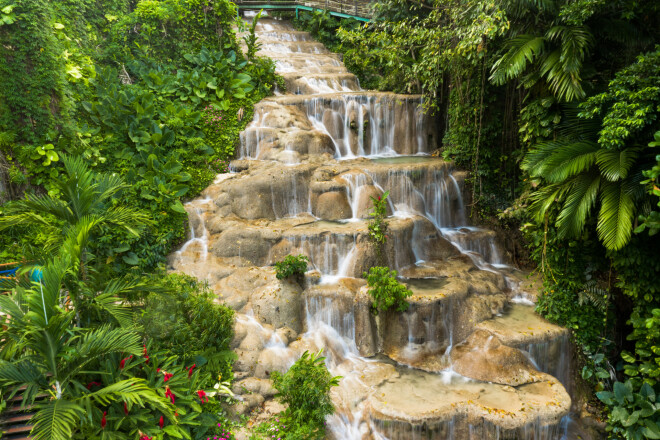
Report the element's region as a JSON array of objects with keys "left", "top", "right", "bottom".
[{"left": 169, "top": 16, "right": 577, "bottom": 440}]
